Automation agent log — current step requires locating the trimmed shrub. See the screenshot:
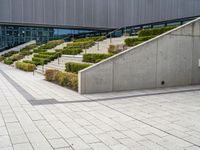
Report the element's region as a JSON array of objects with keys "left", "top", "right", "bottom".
[
  {"left": 83, "top": 53, "right": 112, "bottom": 63},
  {"left": 0, "top": 56, "right": 5, "bottom": 61},
  {"left": 125, "top": 36, "right": 154, "bottom": 47},
  {"left": 10, "top": 54, "right": 24, "bottom": 61},
  {"left": 44, "top": 69, "right": 59, "bottom": 81},
  {"left": 16, "top": 62, "right": 36, "bottom": 72},
  {"left": 40, "top": 40, "right": 64, "bottom": 49},
  {"left": 39, "top": 52, "right": 61, "bottom": 58},
  {"left": 4, "top": 58, "right": 13, "bottom": 65},
  {"left": 138, "top": 26, "right": 176, "bottom": 37},
  {"left": 108, "top": 44, "right": 125, "bottom": 54},
  {"left": 32, "top": 57, "right": 48, "bottom": 65},
  {"left": 45, "top": 69, "right": 78, "bottom": 90},
  {"left": 61, "top": 48, "right": 82, "bottom": 55},
  {"left": 23, "top": 60, "right": 36, "bottom": 65},
  {"left": 33, "top": 48, "right": 47, "bottom": 53},
  {"left": 67, "top": 40, "right": 94, "bottom": 49},
  {"left": 32, "top": 52, "right": 60, "bottom": 65},
  {"left": 65, "top": 62, "right": 91, "bottom": 73},
  {"left": 34, "top": 54, "right": 51, "bottom": 59},
  {"left": 74, "top": 36, "right": 106, "bottom": 42},
  {"left": 20, "top": 44, "right": 37, "bottom": 52},
  {"left": 2, "top": 51, "right": 19, "bottom": 58},
  {"left": 20, "top": 51, "right": 33, "bottom": 56}
]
